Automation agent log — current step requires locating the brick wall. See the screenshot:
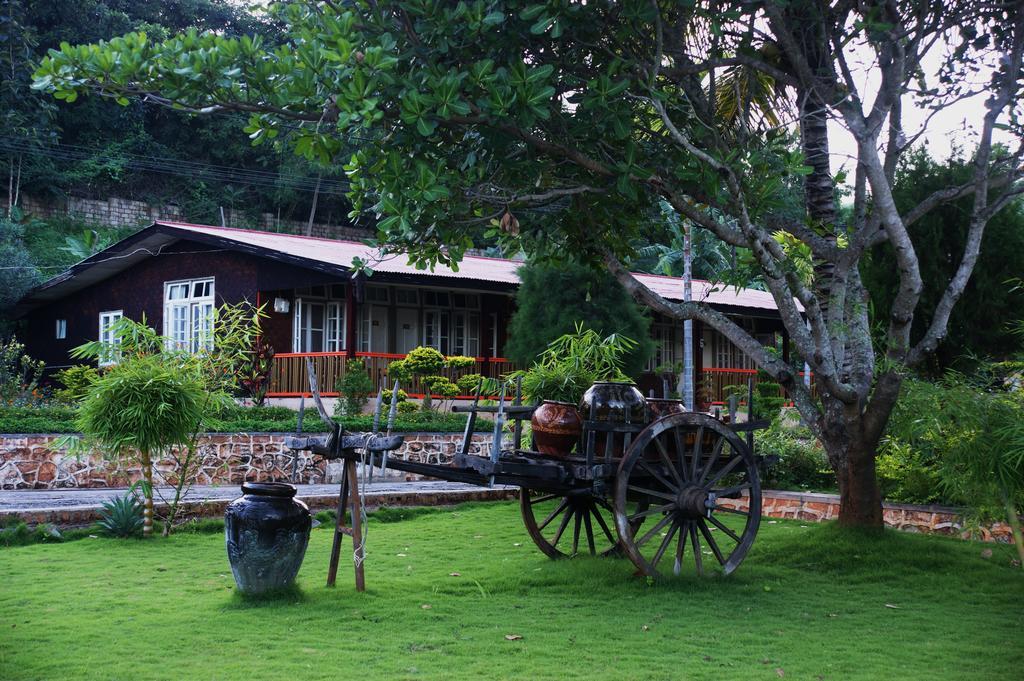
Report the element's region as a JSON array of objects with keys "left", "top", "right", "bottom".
[
  {"left": 0, "top": 432, "right": 494, "bottom": 490},
  {"left": 19, "top": 193, "right": 369, "bottom": 240}
]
